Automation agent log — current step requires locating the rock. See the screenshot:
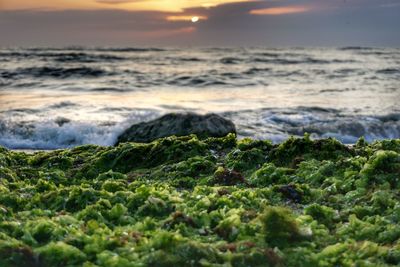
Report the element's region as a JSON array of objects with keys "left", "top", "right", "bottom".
[
  {"left": 116, "top": 113, "right": 236, "bottom": 144},
  {"left": 213, "top": 166, "right": 246, "bottom": 186},
  {"left": 278, "top": 184, "right": 302, "bottom": 203}
]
